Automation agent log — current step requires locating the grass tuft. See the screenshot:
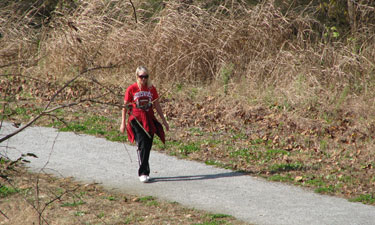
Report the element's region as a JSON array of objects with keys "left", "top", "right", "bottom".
[
  {"left": 0, "top": 185, "right": 19, "bottom": 198},
  {"left": 350, "top": 194, "right": 375, "bottom": 204}
]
